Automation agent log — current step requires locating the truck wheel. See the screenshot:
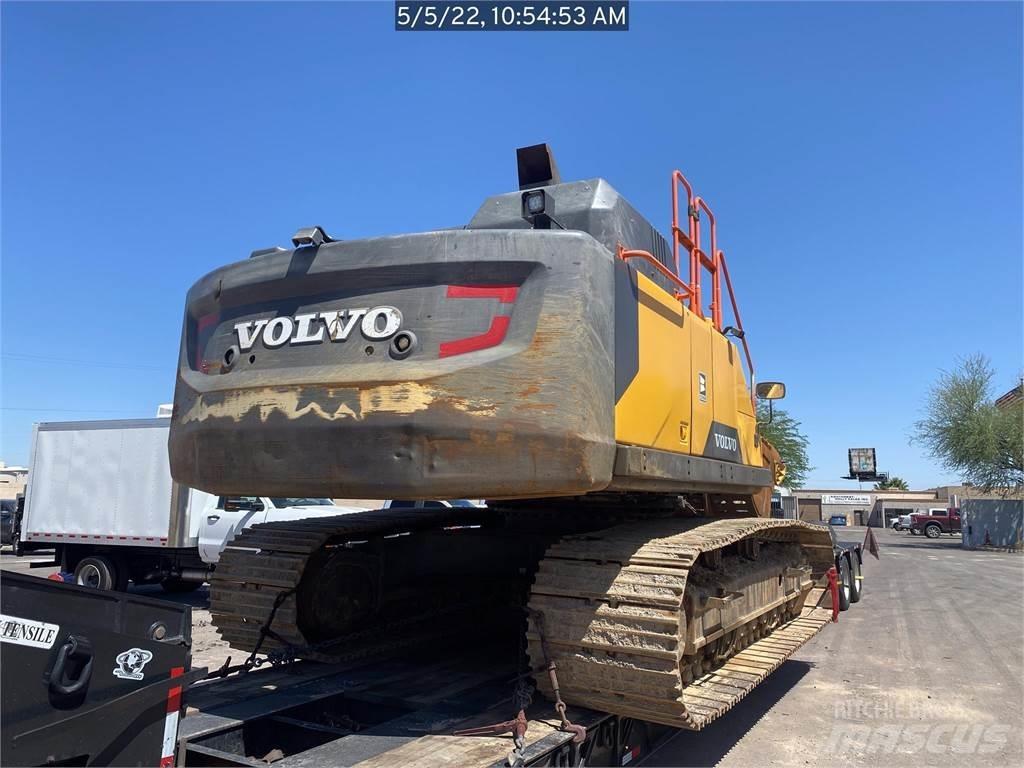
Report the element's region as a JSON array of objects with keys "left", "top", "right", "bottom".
[
  {"left": 849, "top": 553, "right": 862, "bottom": 603},
  {"left": 909, "top": 529, "right": 919, "bottom": 536},
  {"left": 74, "top": 556, "right": 118, "bottom": 590},
  {"left": 925, "top": 524, "right": 941, "bottom": 539},
  {"left": 837, "top": 555, "right": 852, "bottom": 612},
  {"left": 161, "top": 578, "right": 203, "bottom": 594}
]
